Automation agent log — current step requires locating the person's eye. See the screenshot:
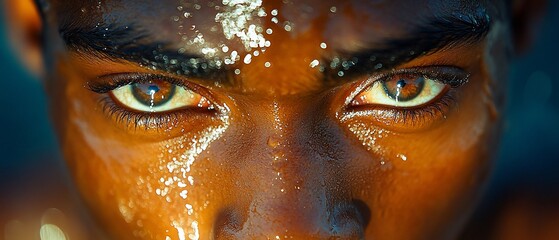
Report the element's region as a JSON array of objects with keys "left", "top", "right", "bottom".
[
  {"left": 86, "top": 73, "right": 217, "bottom": 130},
  {"left": 344, "top": 66, "right": 469, "bottom": 130},
  {"left": 351, "top": 74, "right": 448, "bottom": 108},
  {"left": 110, "top": 80, "right": 211, "bottom": 112}
]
